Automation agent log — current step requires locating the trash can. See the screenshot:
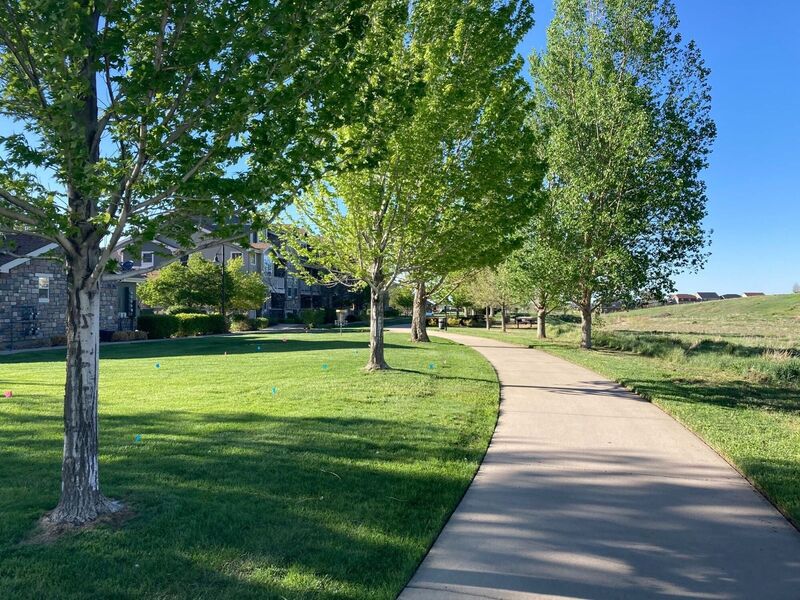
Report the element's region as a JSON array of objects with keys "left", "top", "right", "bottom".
[{"left": 438, "top": 317, "right": 448, "bottom": 330}]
